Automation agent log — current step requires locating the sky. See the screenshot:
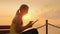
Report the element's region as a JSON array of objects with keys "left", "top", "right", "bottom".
[{"left": 0, "top": 0, "right": 60, "bottom": 34}]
